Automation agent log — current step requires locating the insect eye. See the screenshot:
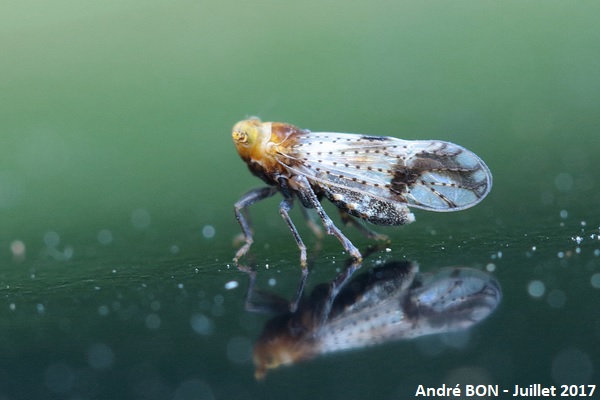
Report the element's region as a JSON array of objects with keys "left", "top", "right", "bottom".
[{"left": 233, "top": 130, "right": 249, "bottom": 144}]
